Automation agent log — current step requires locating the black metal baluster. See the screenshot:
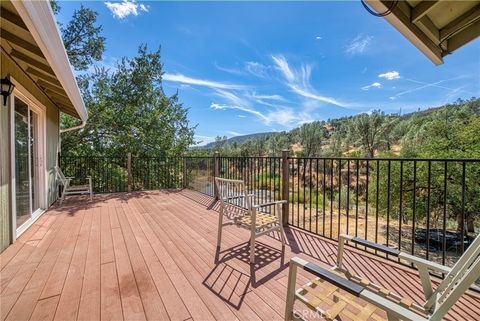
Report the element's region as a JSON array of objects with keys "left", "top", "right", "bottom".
[
  {"left": 309, "top": 159, "right": 313, "bottom": 231},
  {"left": 290, "top": 157, "right": 294, "bottom": 225},
  {"left": 347, "top": 160, "right": 351, "bottom": 235},
  {"left": 375, "top": 160, "right": 380, "bottom": 246},
  {"left": 387, "top": 160, "right": 391, "bottom": 248},
  {"left": 303, "top": 158, "right": 307, "bottom": 229},
  {"left": 442, "top": 161, "right": 447, "bottom": 265},
  {"left": 365, "top": 160, "right": 369, "bottom": 241},
  {"left": 338, "top": 159, "right": 342, "bottom": 239},
  {"left": 330, "top": 159, "right": 334, "bottom": 239},
  {"left": 297, "top": 158, "right": 300, "bottom": 227},
  {"left": 355, "top": 159, "right": 359, "bottom": 239},
  {"left": 461, "top": 161, "right": 466, "bottom": 253},
  {"left": 412, "top": 160, "right": 417, "bottom": 257},
  {"left": 426, "top": 161, "right": 431, "bottom": 260},
  {"left": 399, "top": 160, "right": 404, "bottom": 253},
  {"left": 323, "top": 159, "right": 326, "bottom": 236},
  {"left": 316, "top": 159, "right": 319, "bottom": 235}
]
